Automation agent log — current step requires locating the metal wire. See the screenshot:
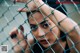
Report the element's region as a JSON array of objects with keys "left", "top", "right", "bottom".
[{"left": 0, "top": 0, "right": 80, "bottom": 53}]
